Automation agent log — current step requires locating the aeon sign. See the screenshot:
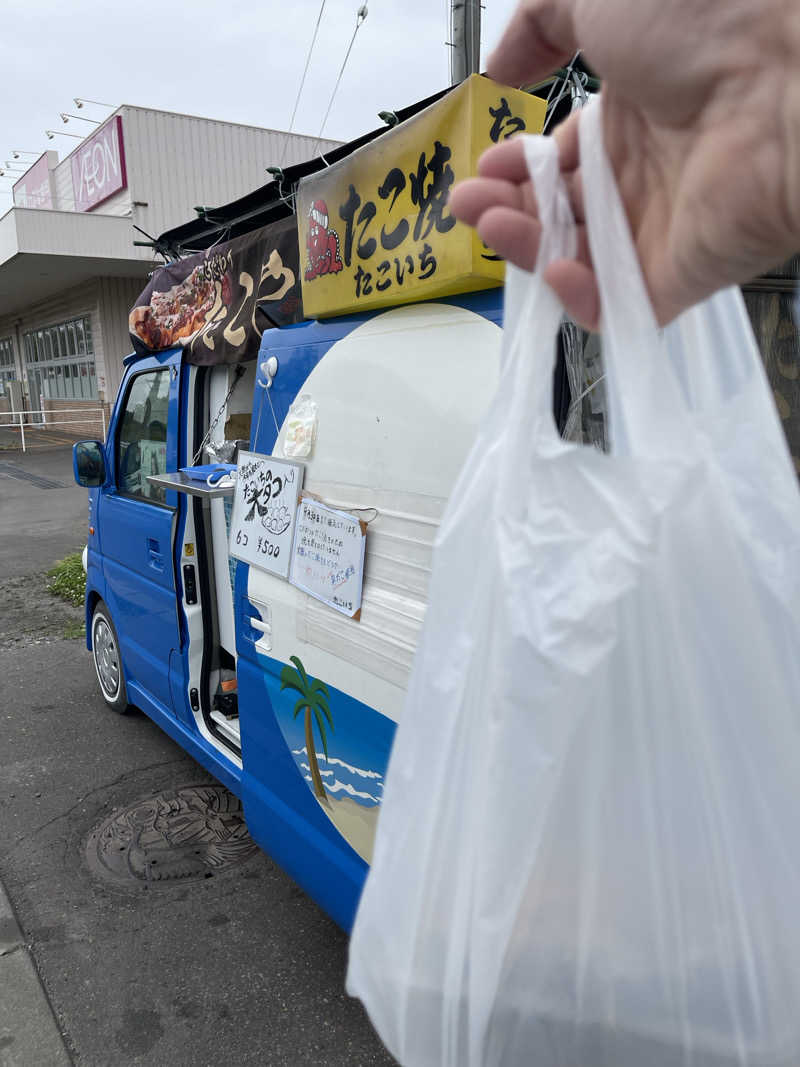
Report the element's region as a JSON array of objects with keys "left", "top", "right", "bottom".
[
  {"left": 13, "top": 153, "right": 54, "bottom": 209},
  {"left": 70, "top": 115, "right": 127, "bottom": 212}
]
